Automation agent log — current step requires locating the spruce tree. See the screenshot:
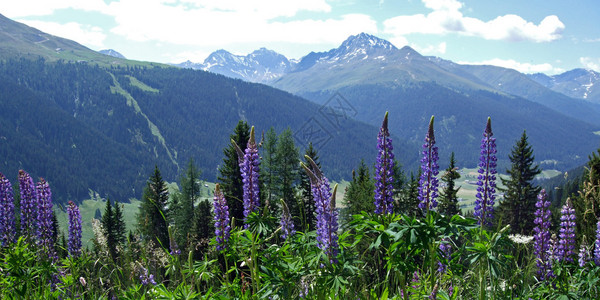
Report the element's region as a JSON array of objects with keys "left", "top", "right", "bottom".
[
  {"left": 261, "top": 127, "right": 278, "bottom": 209},
  {"left": 438, "top": 152, "right": 461, "bottom": 216},
  {"left": 138, "top": 166, "right": 170, "bottom": 250},
  {"left": 218, "top": 120, "right": 250, "bottom": 227},
  {"left": 102, "top": 198, "right": 117, "bottom": 260},
  {"left": 113, "top": 201, "right": 127, "bottom": 247},
  {"left": 396, "top": 171, "right": 421, "bottom": 217},
  {"left": 299, "top": 142, "right": 319, "bottom": 231},
  {"left": 573, "top": 148, "right": 600, "bottom": 244},
  {"left": 274, "top": 128, "right": 300, "bottom": 225},
  {"left": 174, "top": 158, "right": 202, "bottom": 247},
  {"left": 192, "top": 198, "right": 213, "bottom": 260},
  {"left": 499, "top": 131, "right": 541, "bottom": 234},
  {"left": 341, "top": 160, "right": 375, "bottom": 226}
]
